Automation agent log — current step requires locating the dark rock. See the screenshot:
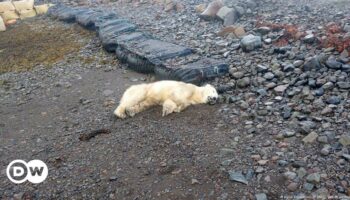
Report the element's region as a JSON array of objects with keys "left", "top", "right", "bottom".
[
  {"left": 325, "top": 59, "right": 343, "bottom": 69},
  {"left": 337, "top": 82, "right": 350, "bottom": 89},
  {"left": 240, "top": 34, "right": 262, "bottom": 52},
  {"left": 228, "top": 170, "right": 248, "bottom": 185},
  {"left": 326, "top": 96, "right": 341, "bottom": 105}
]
